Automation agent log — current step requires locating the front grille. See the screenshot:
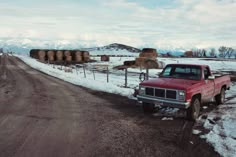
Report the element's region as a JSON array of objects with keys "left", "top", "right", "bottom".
[
  {"left": 166, "top": 90, "right": 176, "bottom": 99},
  {"left": 145, "top": 88, "right": 154, "bottom": 96},
  {"left": 144, "top": 87, "right": 177, "bottom": 100},
  {"left": 155, "top": 89, "right": 165, "bottom": 98}
]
